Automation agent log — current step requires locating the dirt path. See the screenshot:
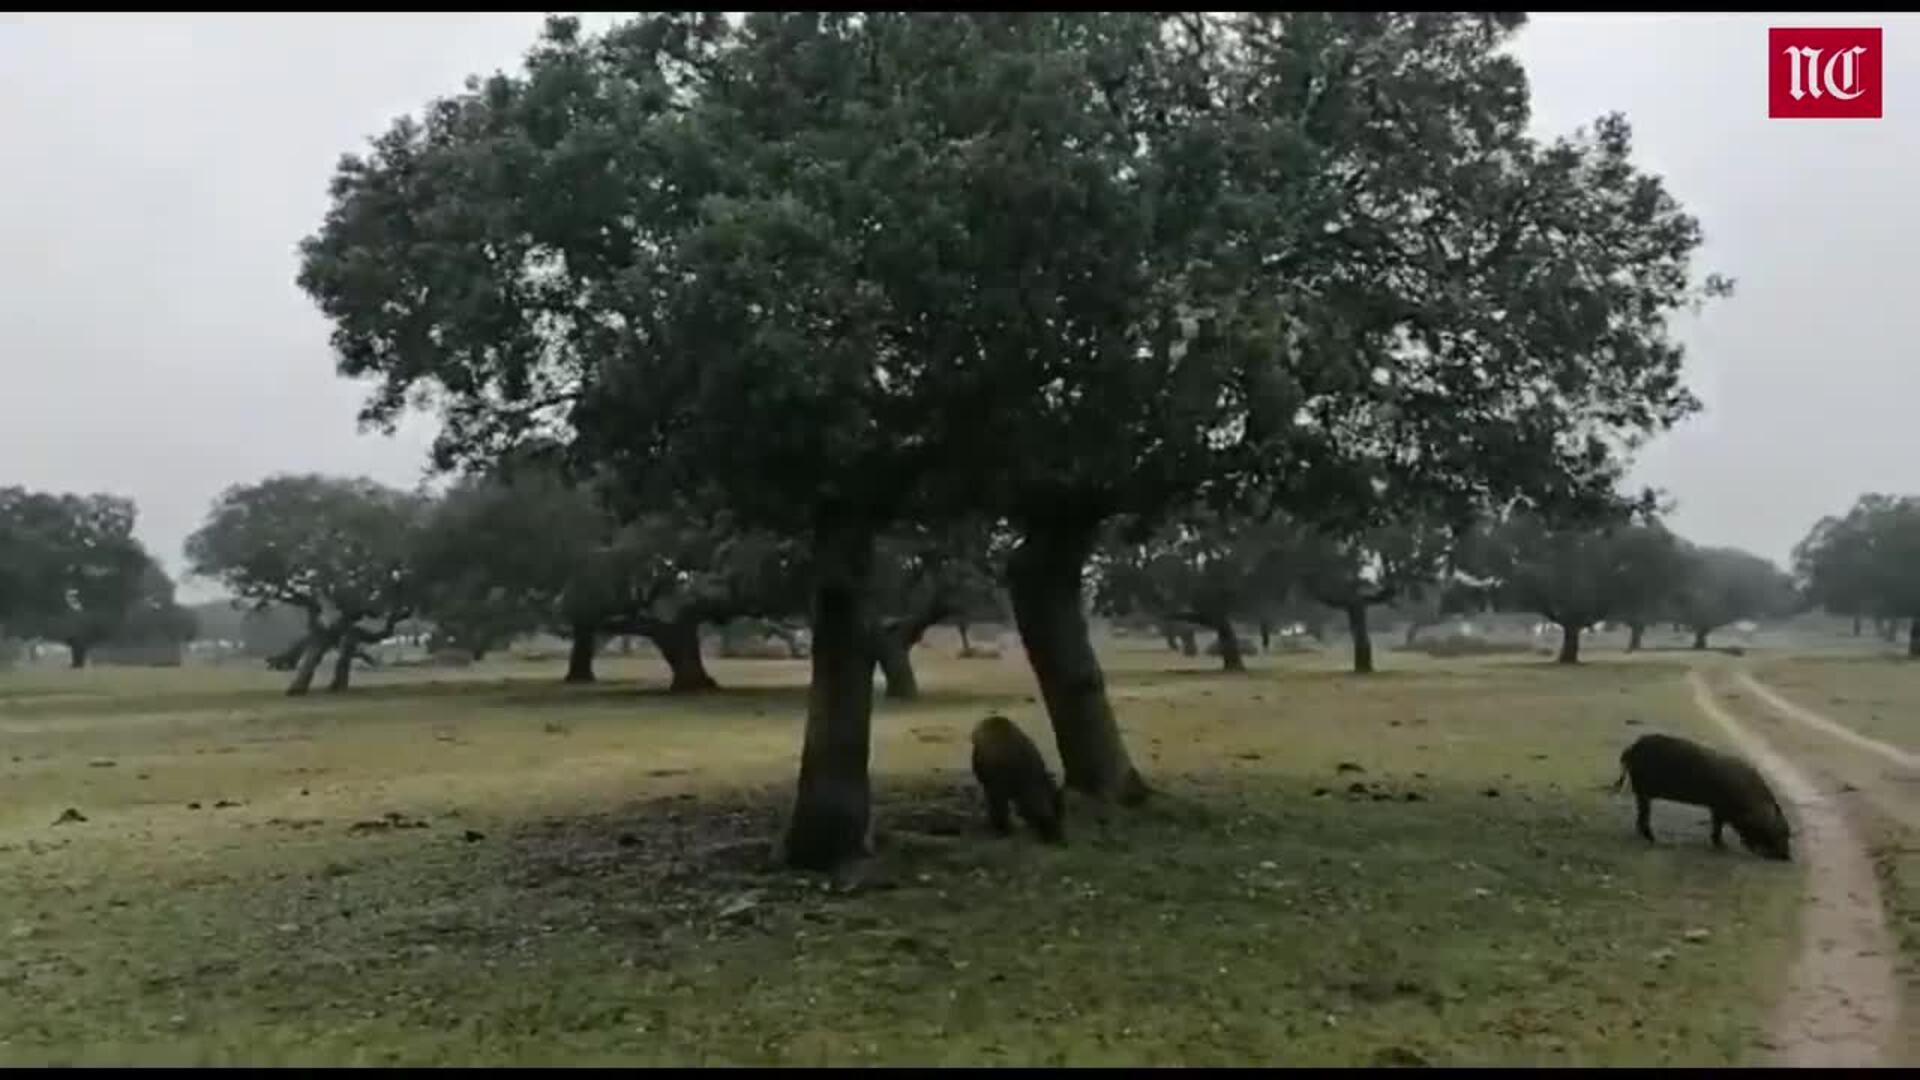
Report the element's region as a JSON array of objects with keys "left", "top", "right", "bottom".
[{"left": 1686, "top": 670, "right": 1898, "bottom": 1067}]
